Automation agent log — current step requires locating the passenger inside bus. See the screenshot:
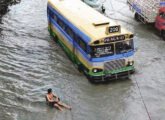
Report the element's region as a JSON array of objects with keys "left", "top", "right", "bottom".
[
  {"left": 90, "top": 44, "right": 114, "bottom": 58},
  {"left": 116, "top": 40, "right": 132, "bottom": 54}
]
